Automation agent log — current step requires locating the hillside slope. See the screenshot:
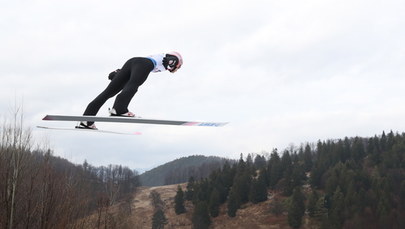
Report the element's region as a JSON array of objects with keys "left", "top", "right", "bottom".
[{"left": 96, "top": 184, "right": 292, "bottom": 229}]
